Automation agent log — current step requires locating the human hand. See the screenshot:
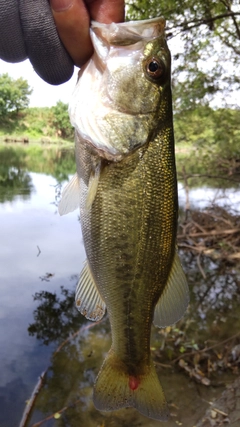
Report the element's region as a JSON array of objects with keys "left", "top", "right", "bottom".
[
  {"left": 50, "top": 0, "right": 125, "bottom": 67},
  {"left": 0, "top": 0, "right": 124, "bottom": 85}
]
